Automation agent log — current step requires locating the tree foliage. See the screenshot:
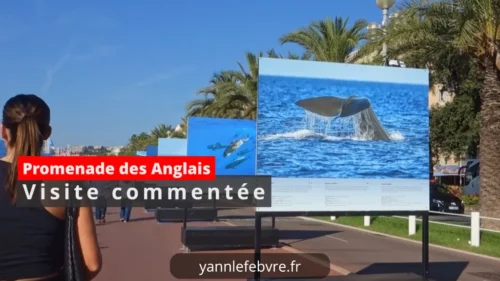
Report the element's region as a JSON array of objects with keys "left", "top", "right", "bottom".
[
  {"left": 430, "top": 95, "right": 480, "bottom": 163},
  {"left": 79, "top": 146, "right": 111, "bottom": 156},
  {"left": 358, "top": 0, "right": 500, "bottom": 227},
  {"left": 119, "top": 122, "right": 186, "bottom": 156}
]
